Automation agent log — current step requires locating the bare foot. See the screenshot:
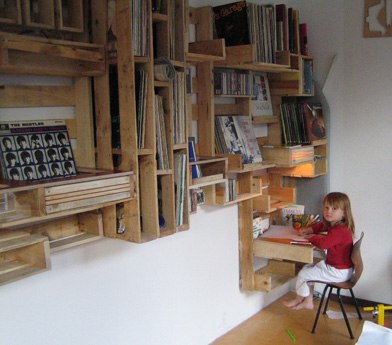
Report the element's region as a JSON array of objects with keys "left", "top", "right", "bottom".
[
  {"left": 292, "top": 299, "right": 314, "bottom": 310},
  {"left": 283, "top": 297, "right": 304, "bottom": 308}
]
